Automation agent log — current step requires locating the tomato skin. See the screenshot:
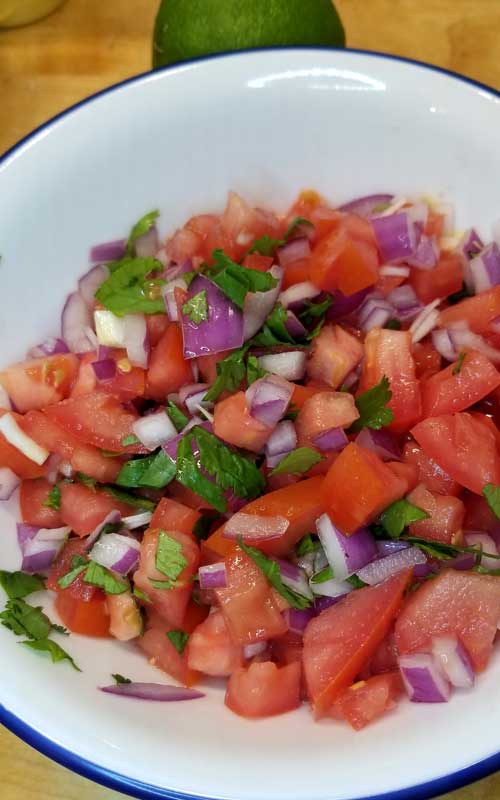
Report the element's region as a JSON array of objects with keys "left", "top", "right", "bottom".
[
  {"left": 303, "top": 570, "right": 412, "bottom": 716},
  {"left": 241, "top": 254, "right": 274, "bottom": 272},
  {"left": 411, "top": 412, "right": 500, "bottom": 494},
  {"left": 225, "top": 661, "right": 301, "bottom": 718},
  {"left": 139, "top": 609, "right": 199, "bottom": 686},
  {"left": 150, "top": 497, "right": 200, "bottom": 541},
  {"left": 322, "top": 443, "right": 407, "bottom": 534},
  {"left": 187, "top": 610, "right": 243, "bottom": 676},
  {"left": 0, "top": 410, "right": 46, "bottom": 479},
  {"left": 421, "top": 351, "right": 500, "bottom": 417},
  {"left": 410, "top": 252, "right": 463, "bottom": 304},
  {"left": 309, "top": 222, "right": 379, "bottom": 296},
  {"left": 463, "top": 491, "right": 500, "bottom": 535},
  {"left": 19, "top": 478, "right": 65, "bottom": 528},
  {"left": 406, "top": 483, "right": 465, "bottom": 544},
  {"left": 386, "top": 461, "right": 419, "bottom": 494},
  {"left": 281, "top": 258, "right": 311, "bottom": 289},
  {"left": 439, "top": 286, "right": 500, "bottom": 334},
  {"left": 394, "top": 569, "right": 500, "bottom": 671},
  {"left": 55, "top": 592, "right": 110, "bottom": 637},
  {"left": 296, "top": 391, "right": 359, "bottom": 445},
  {"left": 59, "top": 482, "right": 136, "bottom": 537},
  {"left": 359, "top": 328, "right": 422, "bottom": 433},
  {"left": 71, "top": 351, "right": 145, "bottom": 400},
  {"left": 197, "top": 350, "right": 231, "bottom": 384},
  {"left": 213, "top": 391, "right": 272, "bottom": 453},
  {"left": 330, "top": 673, "right": 403, "bottom": 730},
  {"left": 47, "top": 538, "right": 97, "bottom": 600},
  {"left": 412, "top": 340, "right": 442, "bottom": 381},
  {"left": 0, "top": 354, "right": 79, "bottom": 413},
  {"left": 145, "top": 314, "right": 170, "bottom": 346},
  {"left": 145, "top": 323, "right": 193, "bottom": 401},
  {"left": 403, "top": 441, "right": 461, "bottom": 496},
  {"left": 307, "top": 324, "right": 363, "bottom": 389}
]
